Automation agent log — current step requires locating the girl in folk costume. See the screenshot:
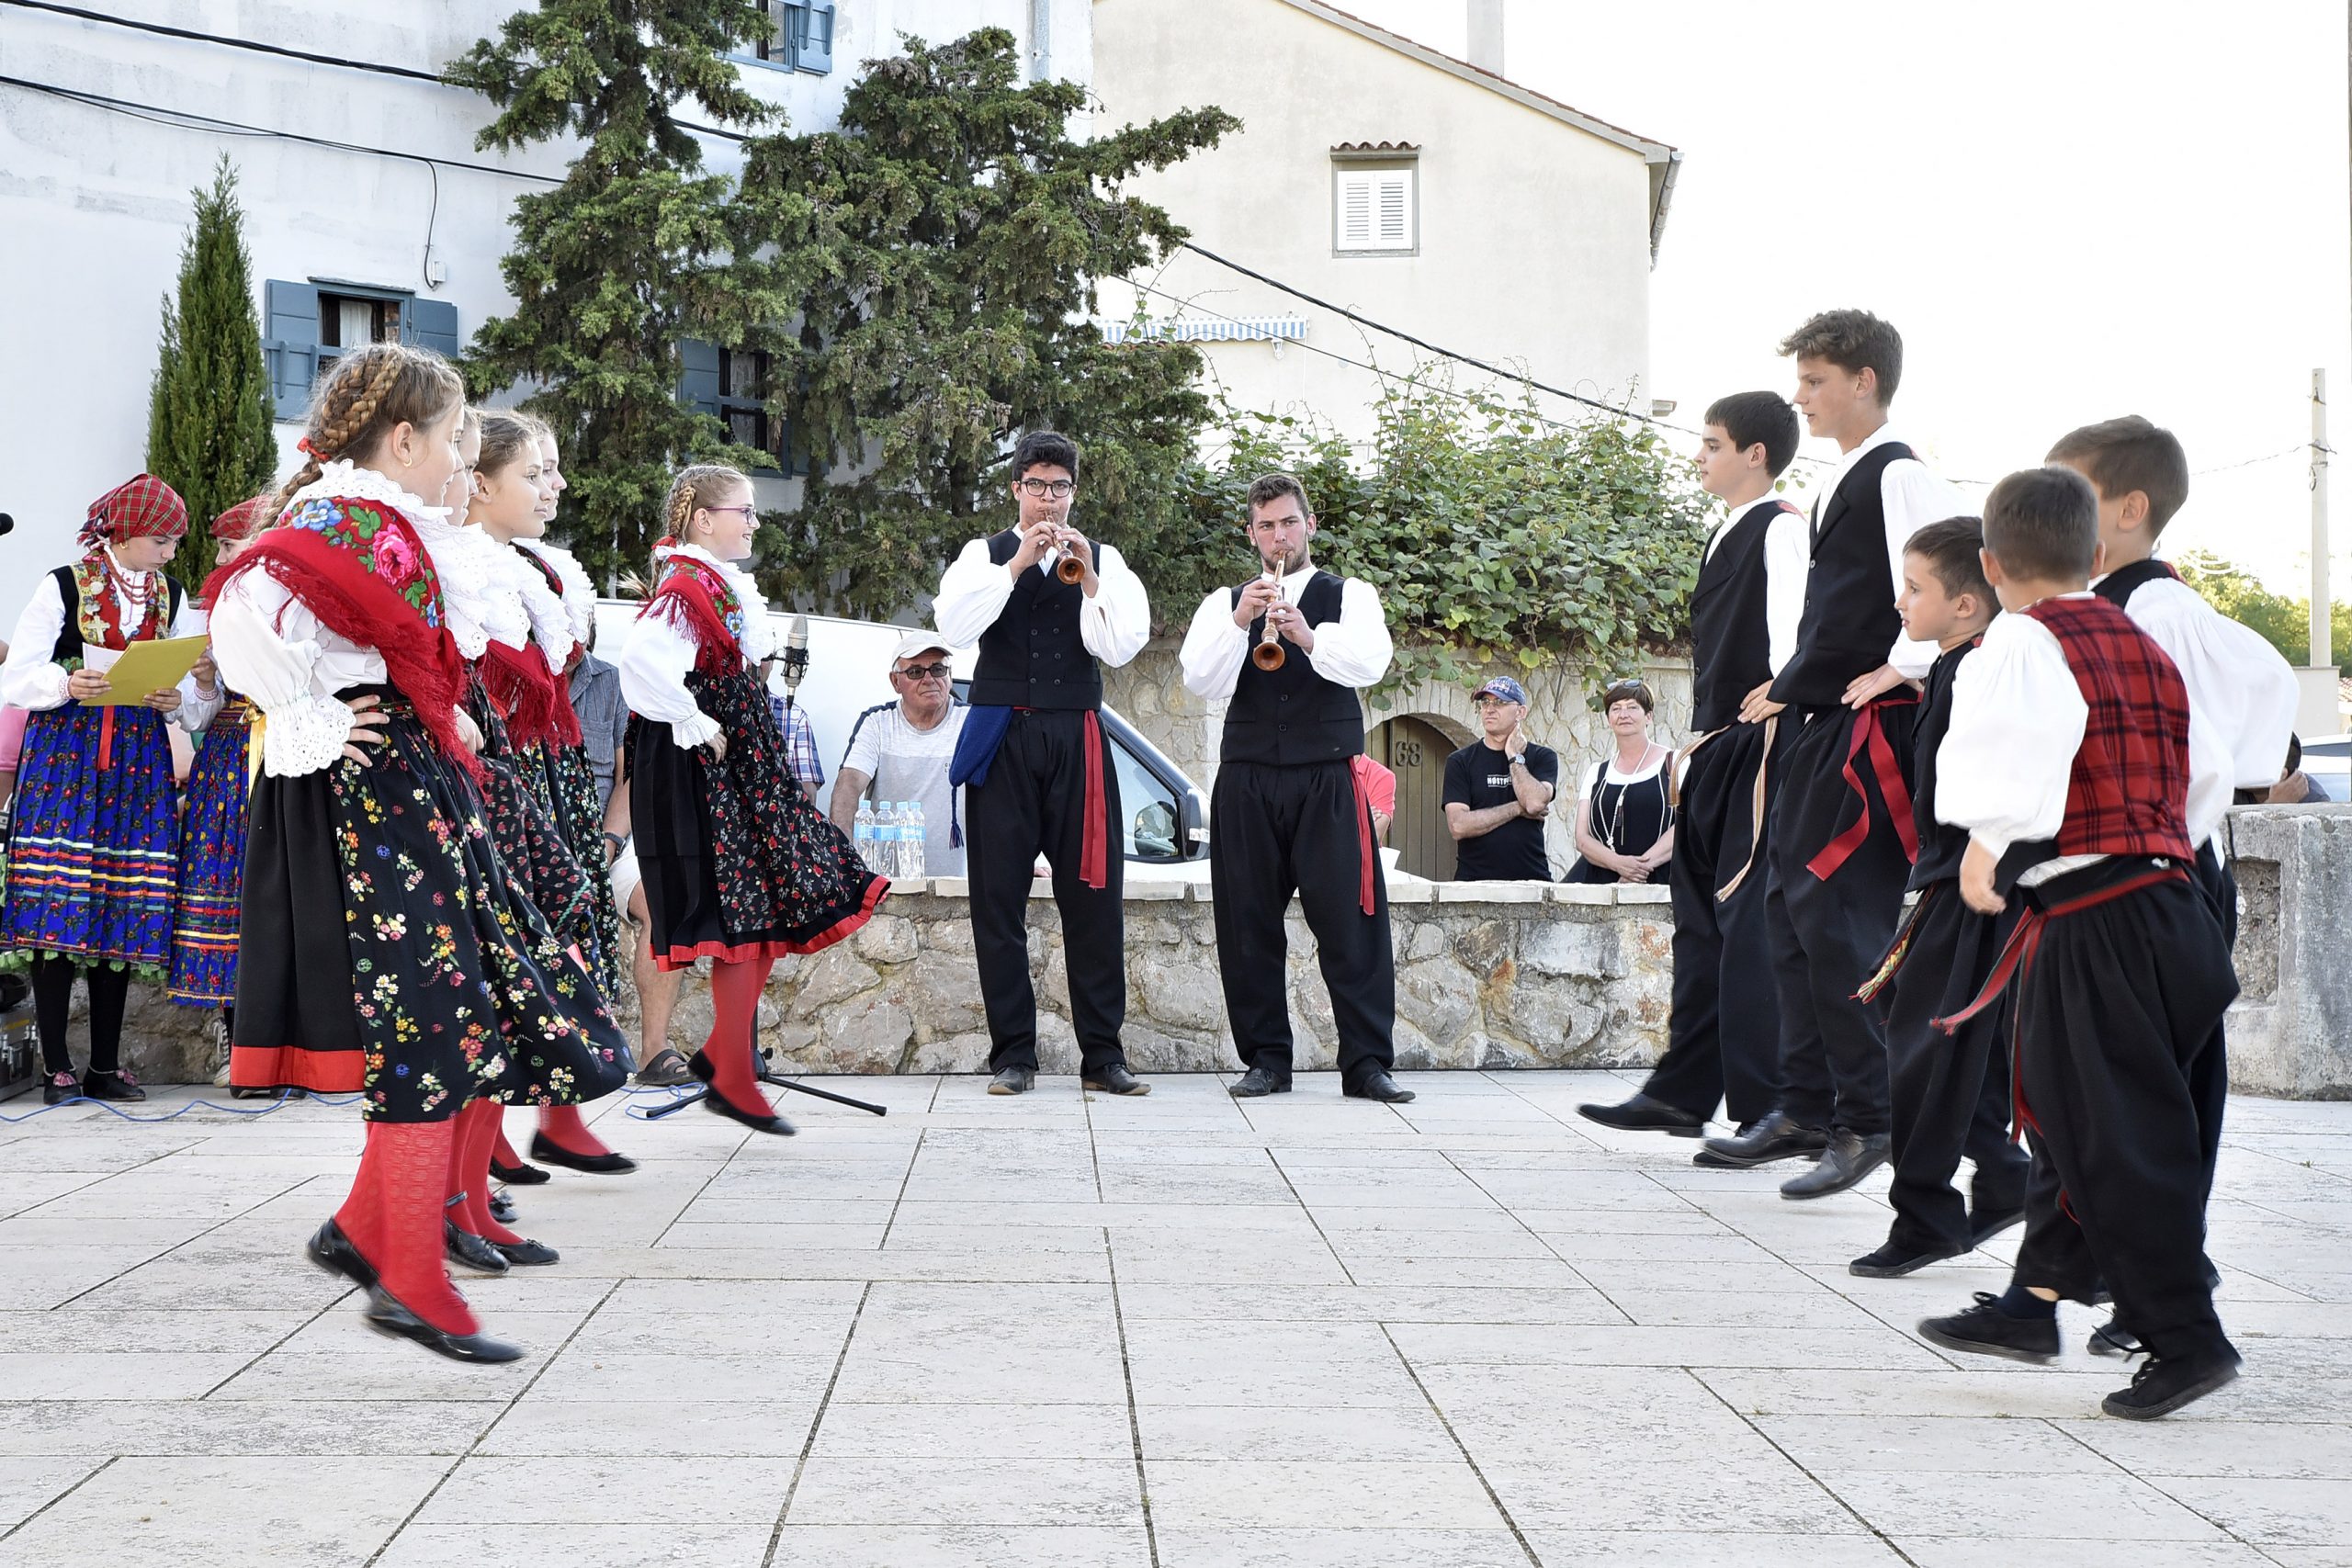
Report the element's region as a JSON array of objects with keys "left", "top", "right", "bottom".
[
  {"left": 209, "top": 343, "right": 628, "bottom": 1363},
  {"left": 169, "top": 496, "right": 270, "bottom": 1036},
  {"left": 3, "top": 475, "right": 221, "bottom": 1104},
  {"left": 619, "top": 465, "right": 888, "bottom": 1132}
]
